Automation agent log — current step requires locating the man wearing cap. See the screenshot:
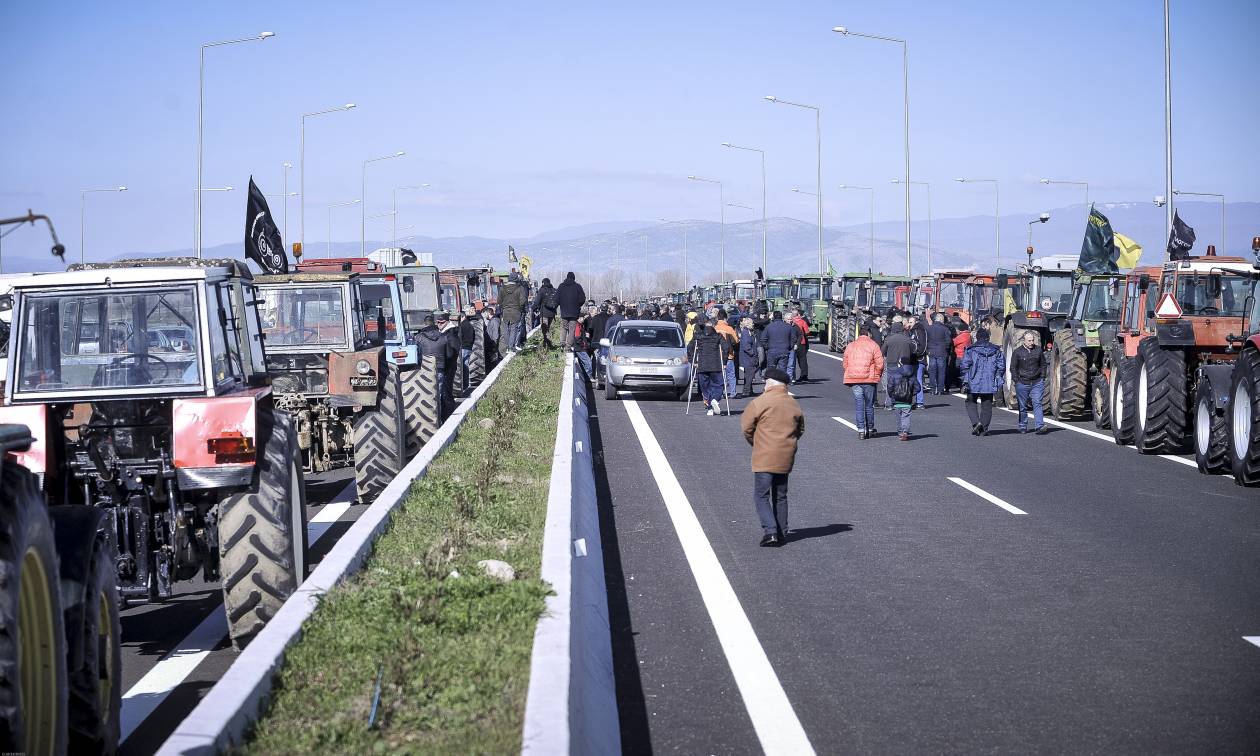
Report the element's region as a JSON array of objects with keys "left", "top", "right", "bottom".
[
  {"left": 434, "top": 310, "right": 460, "bottom": 418},
  {"left": 740, "top": 367, "right": 805, "bottom": 547}
]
